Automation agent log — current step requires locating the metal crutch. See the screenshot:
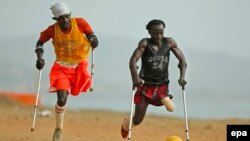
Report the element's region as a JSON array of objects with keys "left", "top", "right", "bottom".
[
  {"left": 89, "top": 48, "right": 94, "bottom": 92},
  {"left": 182, "top": 86, "right": 190, "bottom": 141},
  {"left": 31, "top": 70, "right": 42, "bottom": 131},
  {"left": 128, "top": 88, "right": 136, "bottom": 141}
]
